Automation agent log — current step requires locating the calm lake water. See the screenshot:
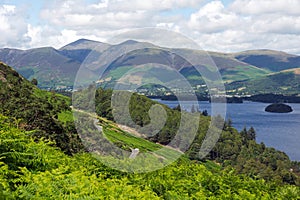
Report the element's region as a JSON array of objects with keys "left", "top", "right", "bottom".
[{"left": 154, "top": 100, "right": 300, "bottom": 161}]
